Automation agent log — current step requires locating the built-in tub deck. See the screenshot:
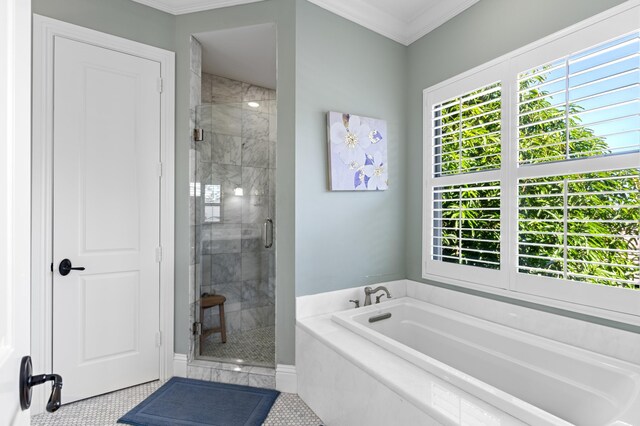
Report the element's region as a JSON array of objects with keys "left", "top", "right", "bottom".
[{"left": 325, "top": 297, "right": 640, "bottom": 425}]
